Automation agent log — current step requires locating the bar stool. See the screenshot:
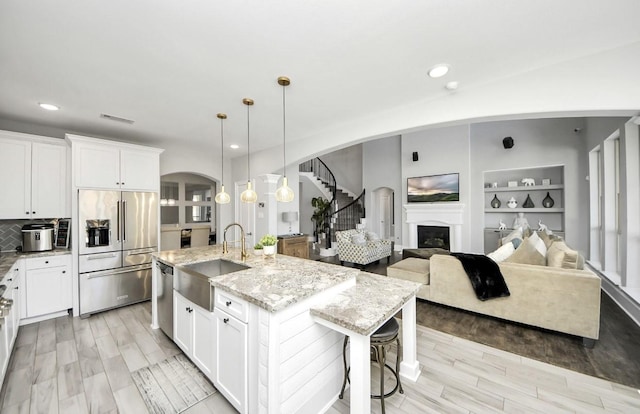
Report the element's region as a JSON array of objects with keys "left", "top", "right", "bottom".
[{"left": 338, "top": 317, "right": 404, "bottom": 413}]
